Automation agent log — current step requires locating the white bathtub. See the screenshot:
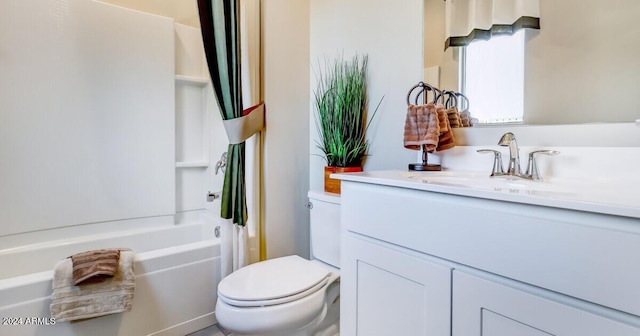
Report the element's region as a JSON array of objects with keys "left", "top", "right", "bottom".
[{"left": 0, "top": 217, "right": 221, "bottom": 336}]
